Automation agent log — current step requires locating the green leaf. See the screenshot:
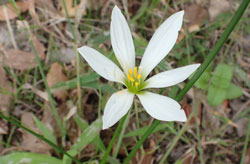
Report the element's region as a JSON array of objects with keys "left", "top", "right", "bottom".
[
  {"left": 211, "top": 64, "right": 233, "bottom": 89},
  {"left": 207, "top": 64, "right": 234, "bottom": 106},
  {"left": 0, "top": 152, "right": 62, "bottom": 164},
  {"left": 73, "top": 114, "right": 88, "bottom": 131},
  {"left": 62, "top": 118, "right": 102, "bottom": 164},
  {"left": 51, "top": 72, "right": 99, "bottom": 90},
  {"left": 195, "top": 71, "right": 211, "bottom": 90},
  {"left": 124, "top": 123, "right": 175, "bottom": 138},
  {"left": 226, "top": 83, "right": 243, "bottom": 99},
  {"left": 33, "top": 116, "right": 57, "bottom": 145},
  {"left": 207, "top": 85, "right": 227, "bottom": 106}
]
